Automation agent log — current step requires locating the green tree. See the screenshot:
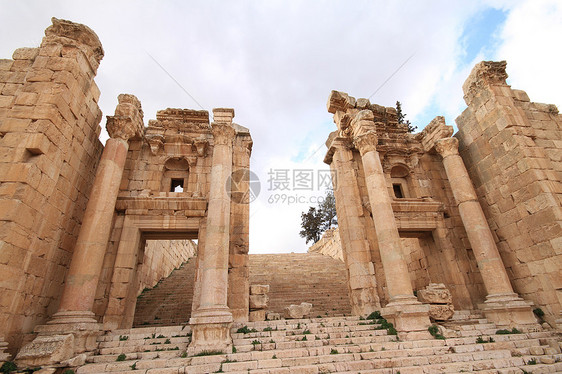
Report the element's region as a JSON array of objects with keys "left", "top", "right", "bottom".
[
  {"left": 299, "top": 207, "right": 323, "bottom": 244},
  {"left": 319, "top": 190, "right": 337, "bottom": 231},
  {"left": 299, "top": 190, "right": 338, "bottom": 244},
  {"left": 396, "top": 101, "right": 417, "bottom": 133}
]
